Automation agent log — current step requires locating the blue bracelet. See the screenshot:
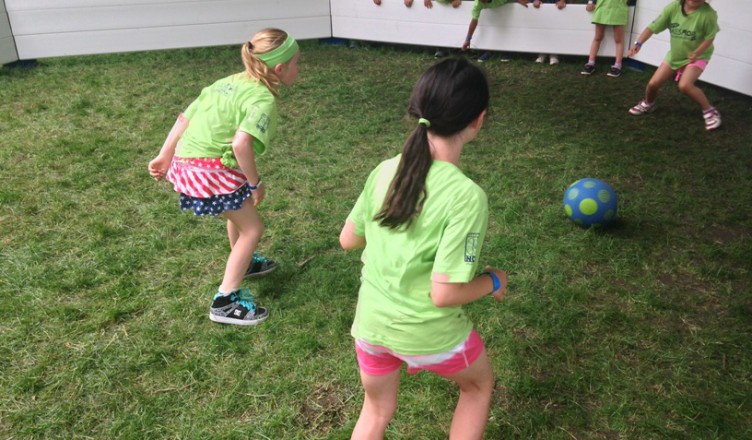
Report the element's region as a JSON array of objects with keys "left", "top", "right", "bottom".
[
  {"left": 482, "top": 271, "right": 501, "bottom": 293},
  {"left": 249, "top": 179, "right": 262, "bottom": 191},
  {"left": 634, "top": 41, "right": 642, "bottom": 47}
]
